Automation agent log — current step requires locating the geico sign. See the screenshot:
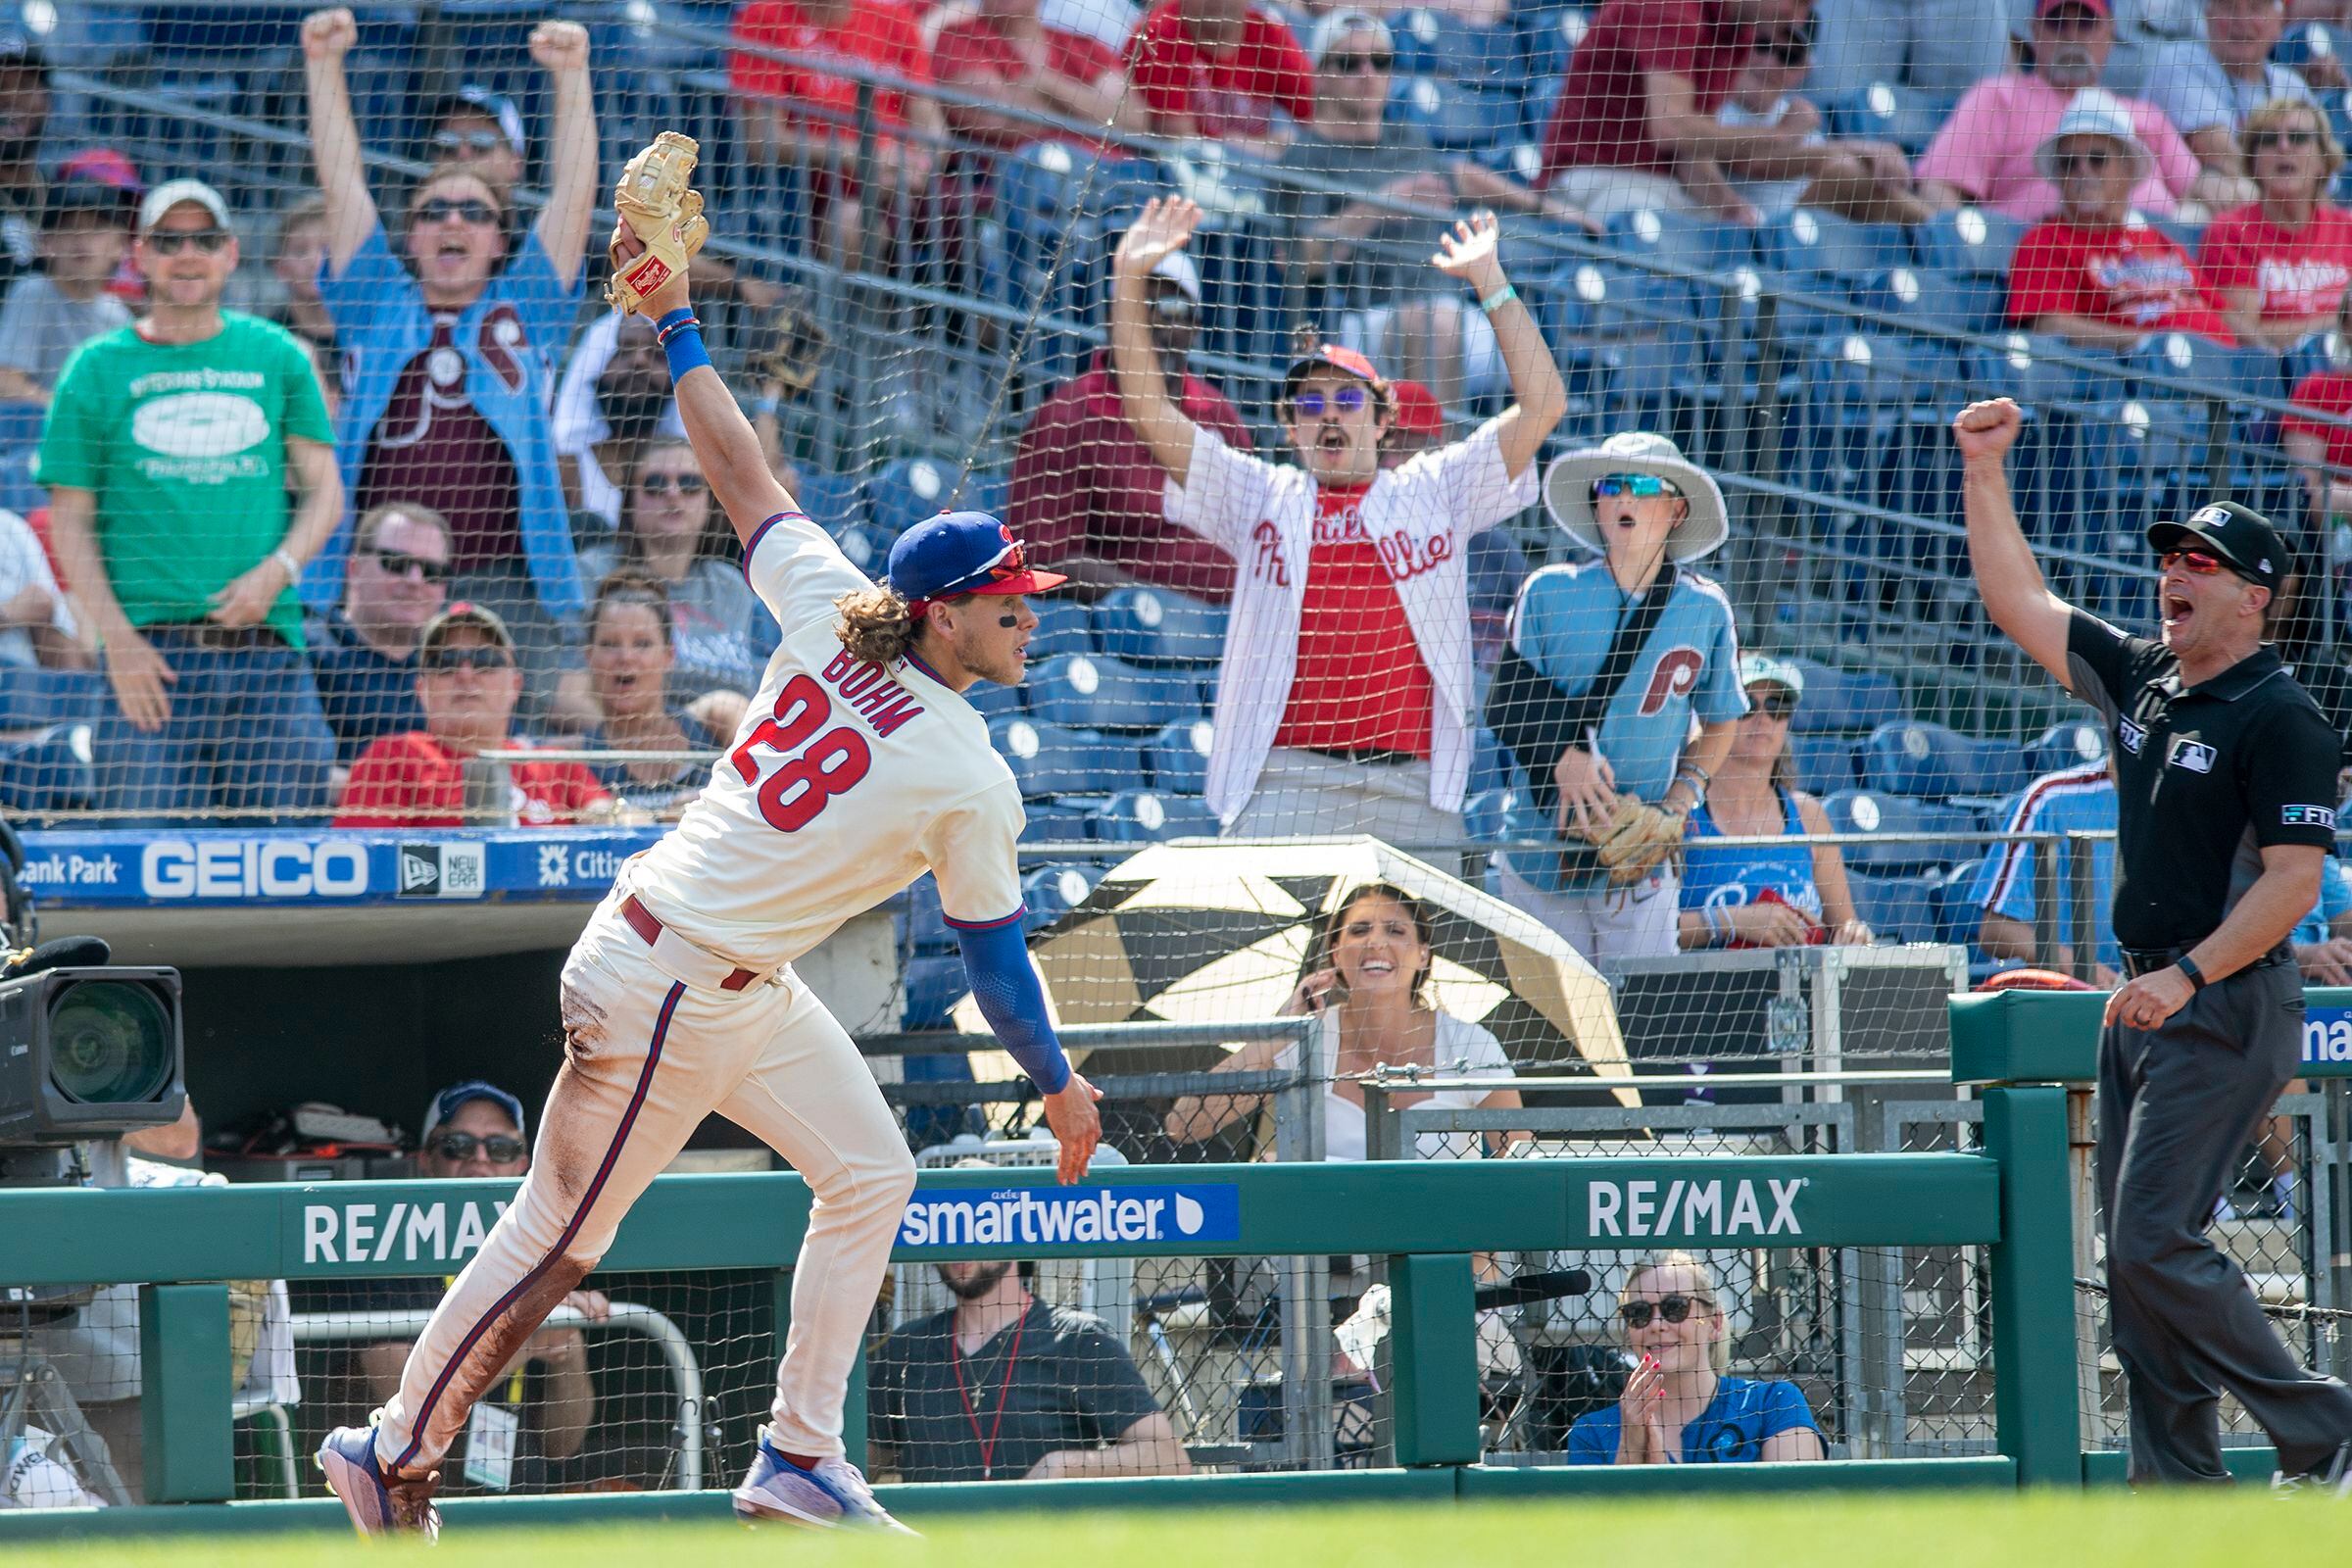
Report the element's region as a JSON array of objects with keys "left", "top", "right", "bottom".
[
  {"left": 140, "top": 838, "right": 369, "bottom": 899},
  {"left": 1587, "top": 1176, "right": 1806, "bottom": 1239}
]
